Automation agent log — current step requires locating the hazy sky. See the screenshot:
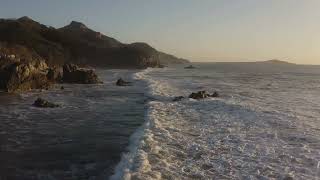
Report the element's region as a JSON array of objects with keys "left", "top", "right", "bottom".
[{"left": 1, "top": 0, "right": 320, "bottom": 64}]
